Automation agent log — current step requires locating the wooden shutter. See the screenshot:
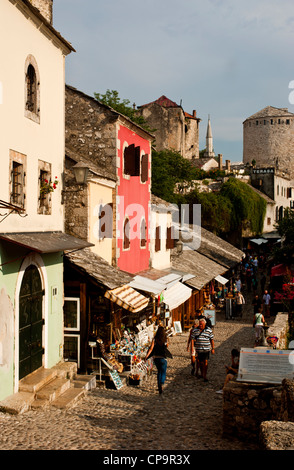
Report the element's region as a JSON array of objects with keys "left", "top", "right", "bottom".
[
  {"left": 141, "top": 154, "right": 148, "bottom": 182},
  {"left": 155, "top": 226, "right": 161, "bottom": 252}
]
